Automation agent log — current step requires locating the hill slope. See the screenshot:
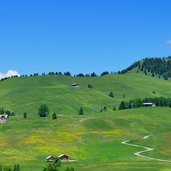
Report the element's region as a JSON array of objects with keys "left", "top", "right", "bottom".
[
  {"left": 120, "top": 56, "right": 171, "bottom": 80},
  {"left": 0, "top": 70, "right": 171, "bottom": 116},
  {"left": 0, "top": 63, "right": 171, "bottom": 170}
]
